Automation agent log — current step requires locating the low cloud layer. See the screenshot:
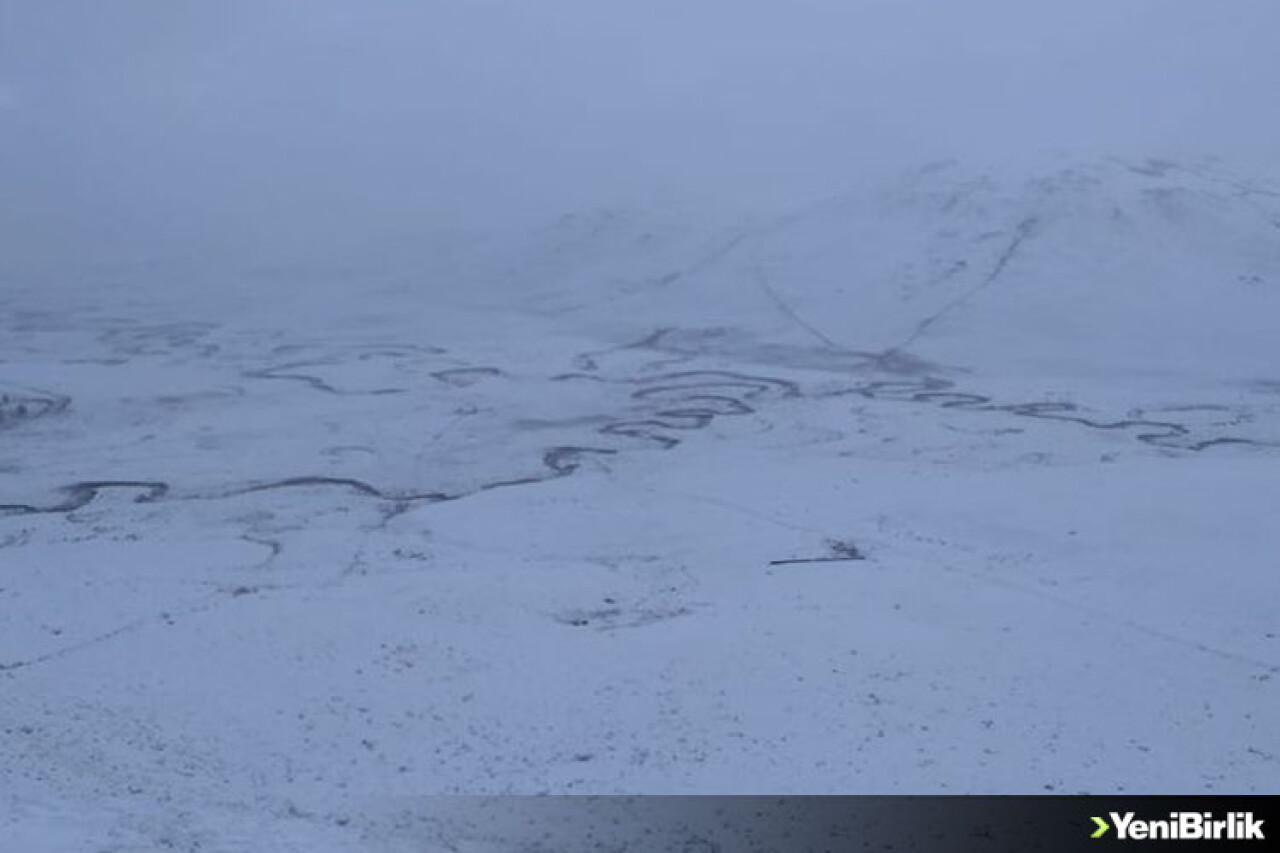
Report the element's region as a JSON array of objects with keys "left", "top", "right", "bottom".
[{"left": 4, "top": 0, "right": 1279, "bottom": 269}]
